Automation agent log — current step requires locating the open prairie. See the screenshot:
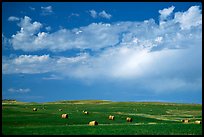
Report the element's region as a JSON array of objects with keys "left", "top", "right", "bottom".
[{"left": 2, "top": 100, "right": 202, "bottom": 135}]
